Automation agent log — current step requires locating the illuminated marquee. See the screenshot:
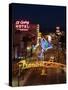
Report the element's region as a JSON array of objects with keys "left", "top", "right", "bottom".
[{"left": 15, "top": 20, "right": 29, "bottom": 31}]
